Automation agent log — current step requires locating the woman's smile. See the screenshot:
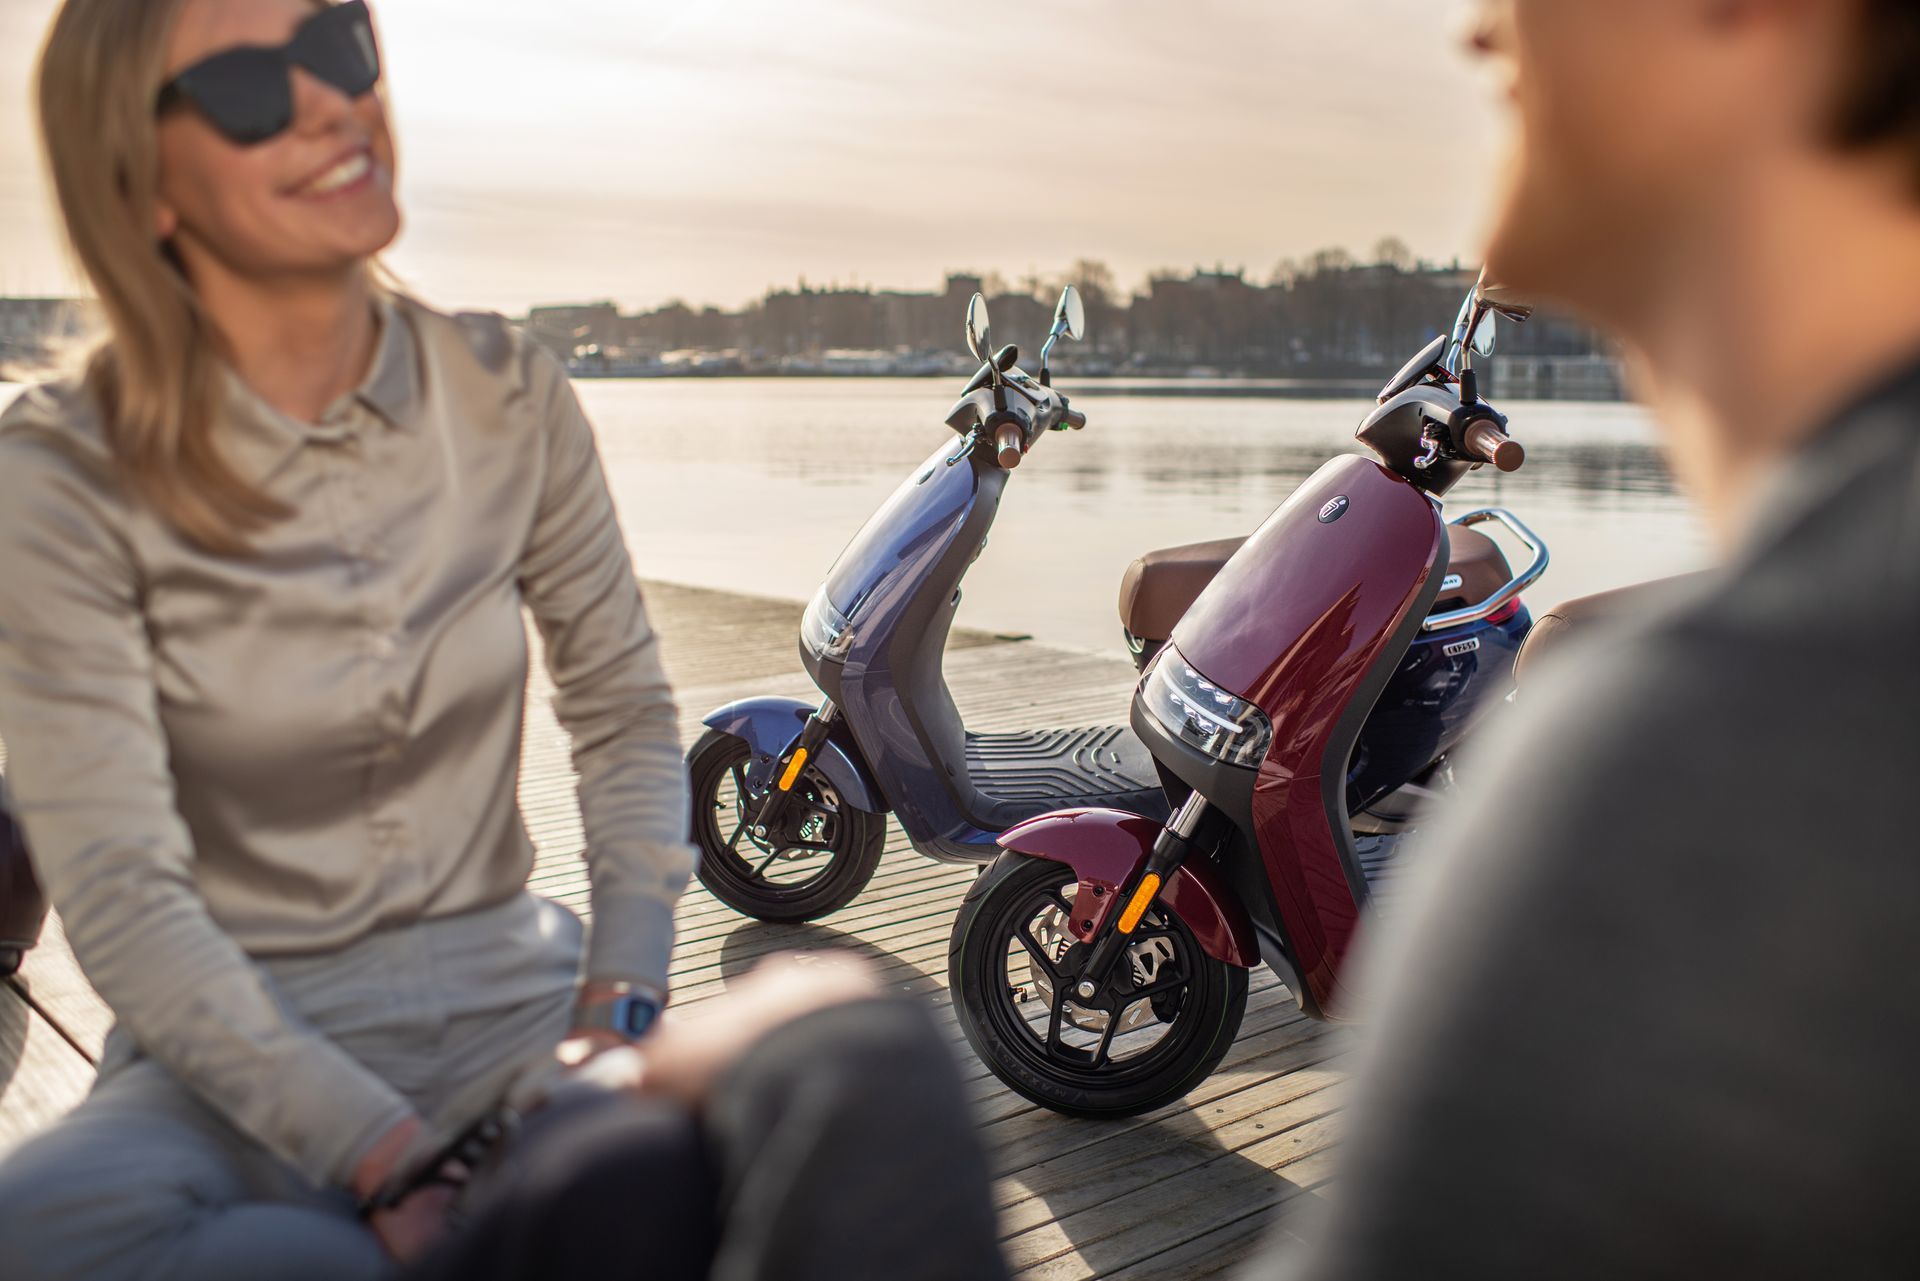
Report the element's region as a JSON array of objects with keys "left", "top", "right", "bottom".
[{"left": 289, "top": 144, "right": 380, "bottom": 200}]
